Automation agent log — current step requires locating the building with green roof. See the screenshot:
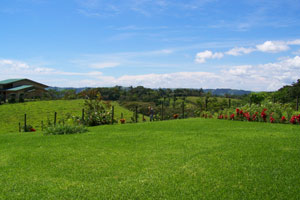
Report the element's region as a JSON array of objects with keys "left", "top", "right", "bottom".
[{"left": 0, "top": 79, "right": 48, "bottom": 103}]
